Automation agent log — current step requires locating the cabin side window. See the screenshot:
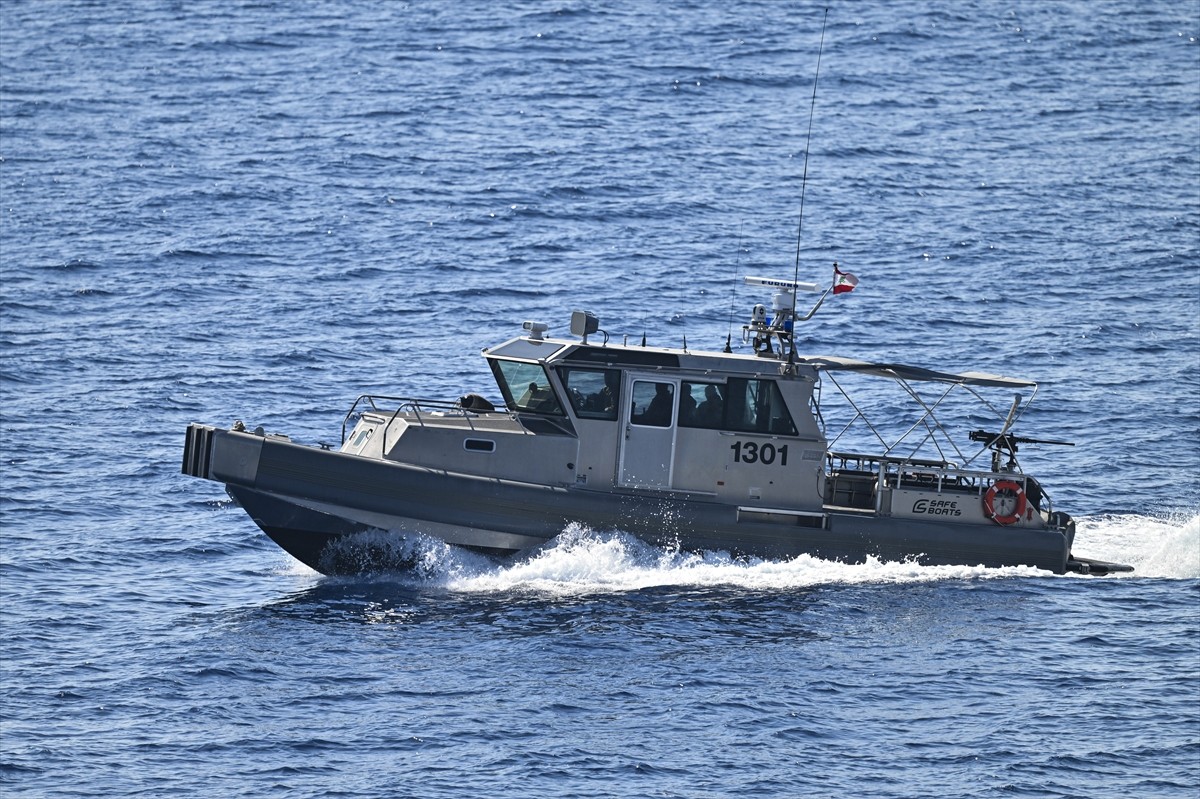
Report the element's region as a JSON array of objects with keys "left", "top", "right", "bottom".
[
  {"left": 679, "top": 378, "right": 797, "bottom": 435},
  {"left": 679, "top": 381, "right": 725, "bottom": 429},
  {"left": 726, "top": 378, "right": 797, "bottom": 435},
  {"left": 558, "top": 367, "right": 621, "bottom": 421},
  {"left": 629, "top": 380, "right": 675, "bottom": 427},
  {"left": 489, "top": 359, "right": 565, "bottom": 415}
]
